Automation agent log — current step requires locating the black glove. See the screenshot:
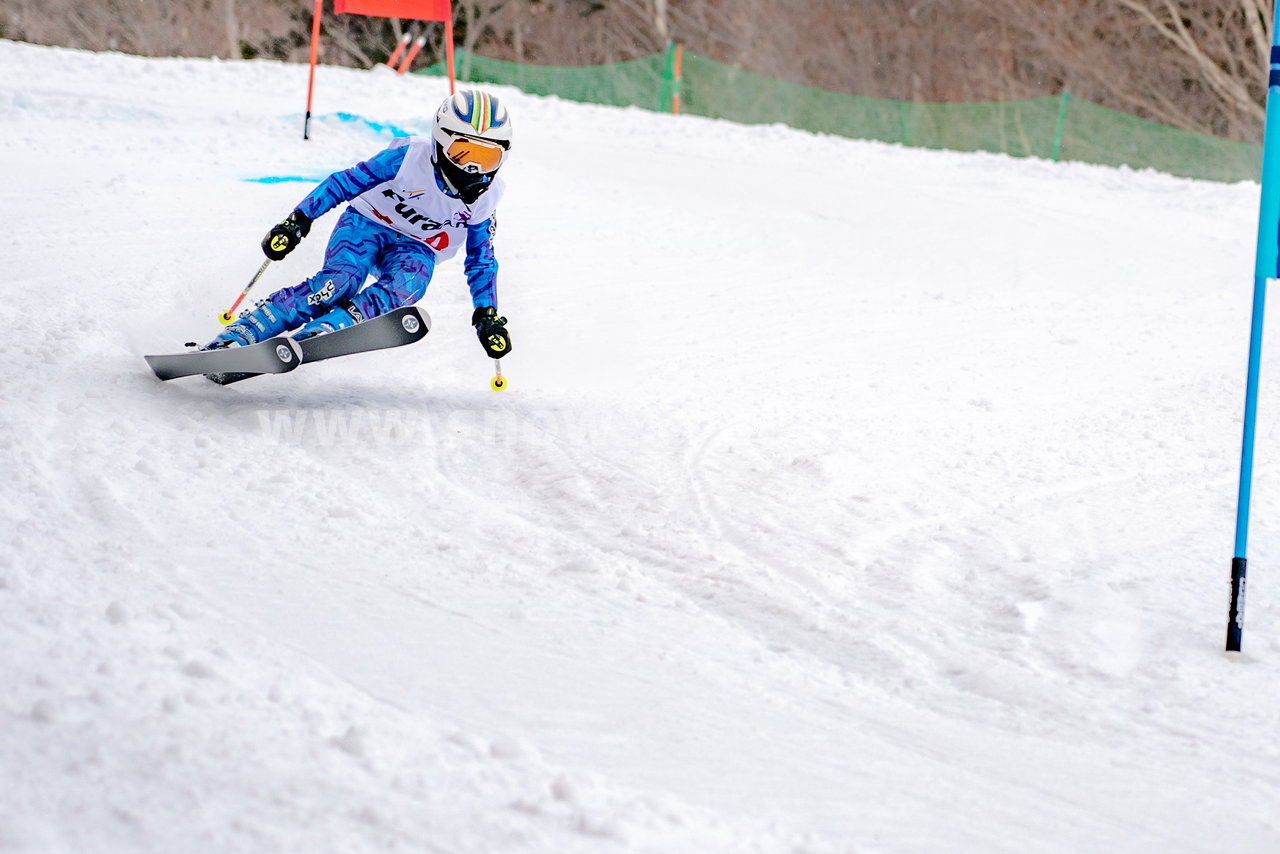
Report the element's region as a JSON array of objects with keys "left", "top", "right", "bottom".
[
  {"left": 261, "top": 210, "right": 311, "bottom": 260},
  {"left": 472, "top": 306, "right": 512, "bottom": 358}
]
